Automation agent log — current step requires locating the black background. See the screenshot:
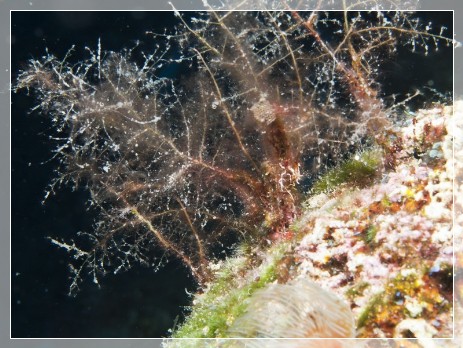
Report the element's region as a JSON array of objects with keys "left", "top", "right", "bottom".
[
  {"left": 11, "top": 12, "right": 195, "bottom": 338},
  {"left": 11, "top": 11, "right": 453, "bottom": 338}
]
